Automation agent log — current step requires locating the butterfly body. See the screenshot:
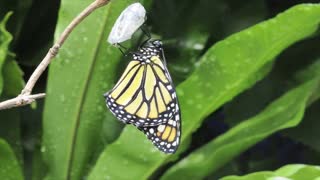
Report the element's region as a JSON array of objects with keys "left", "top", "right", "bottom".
[{"left": 104, "top": 40, "right": 181, "bottom": 153}]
